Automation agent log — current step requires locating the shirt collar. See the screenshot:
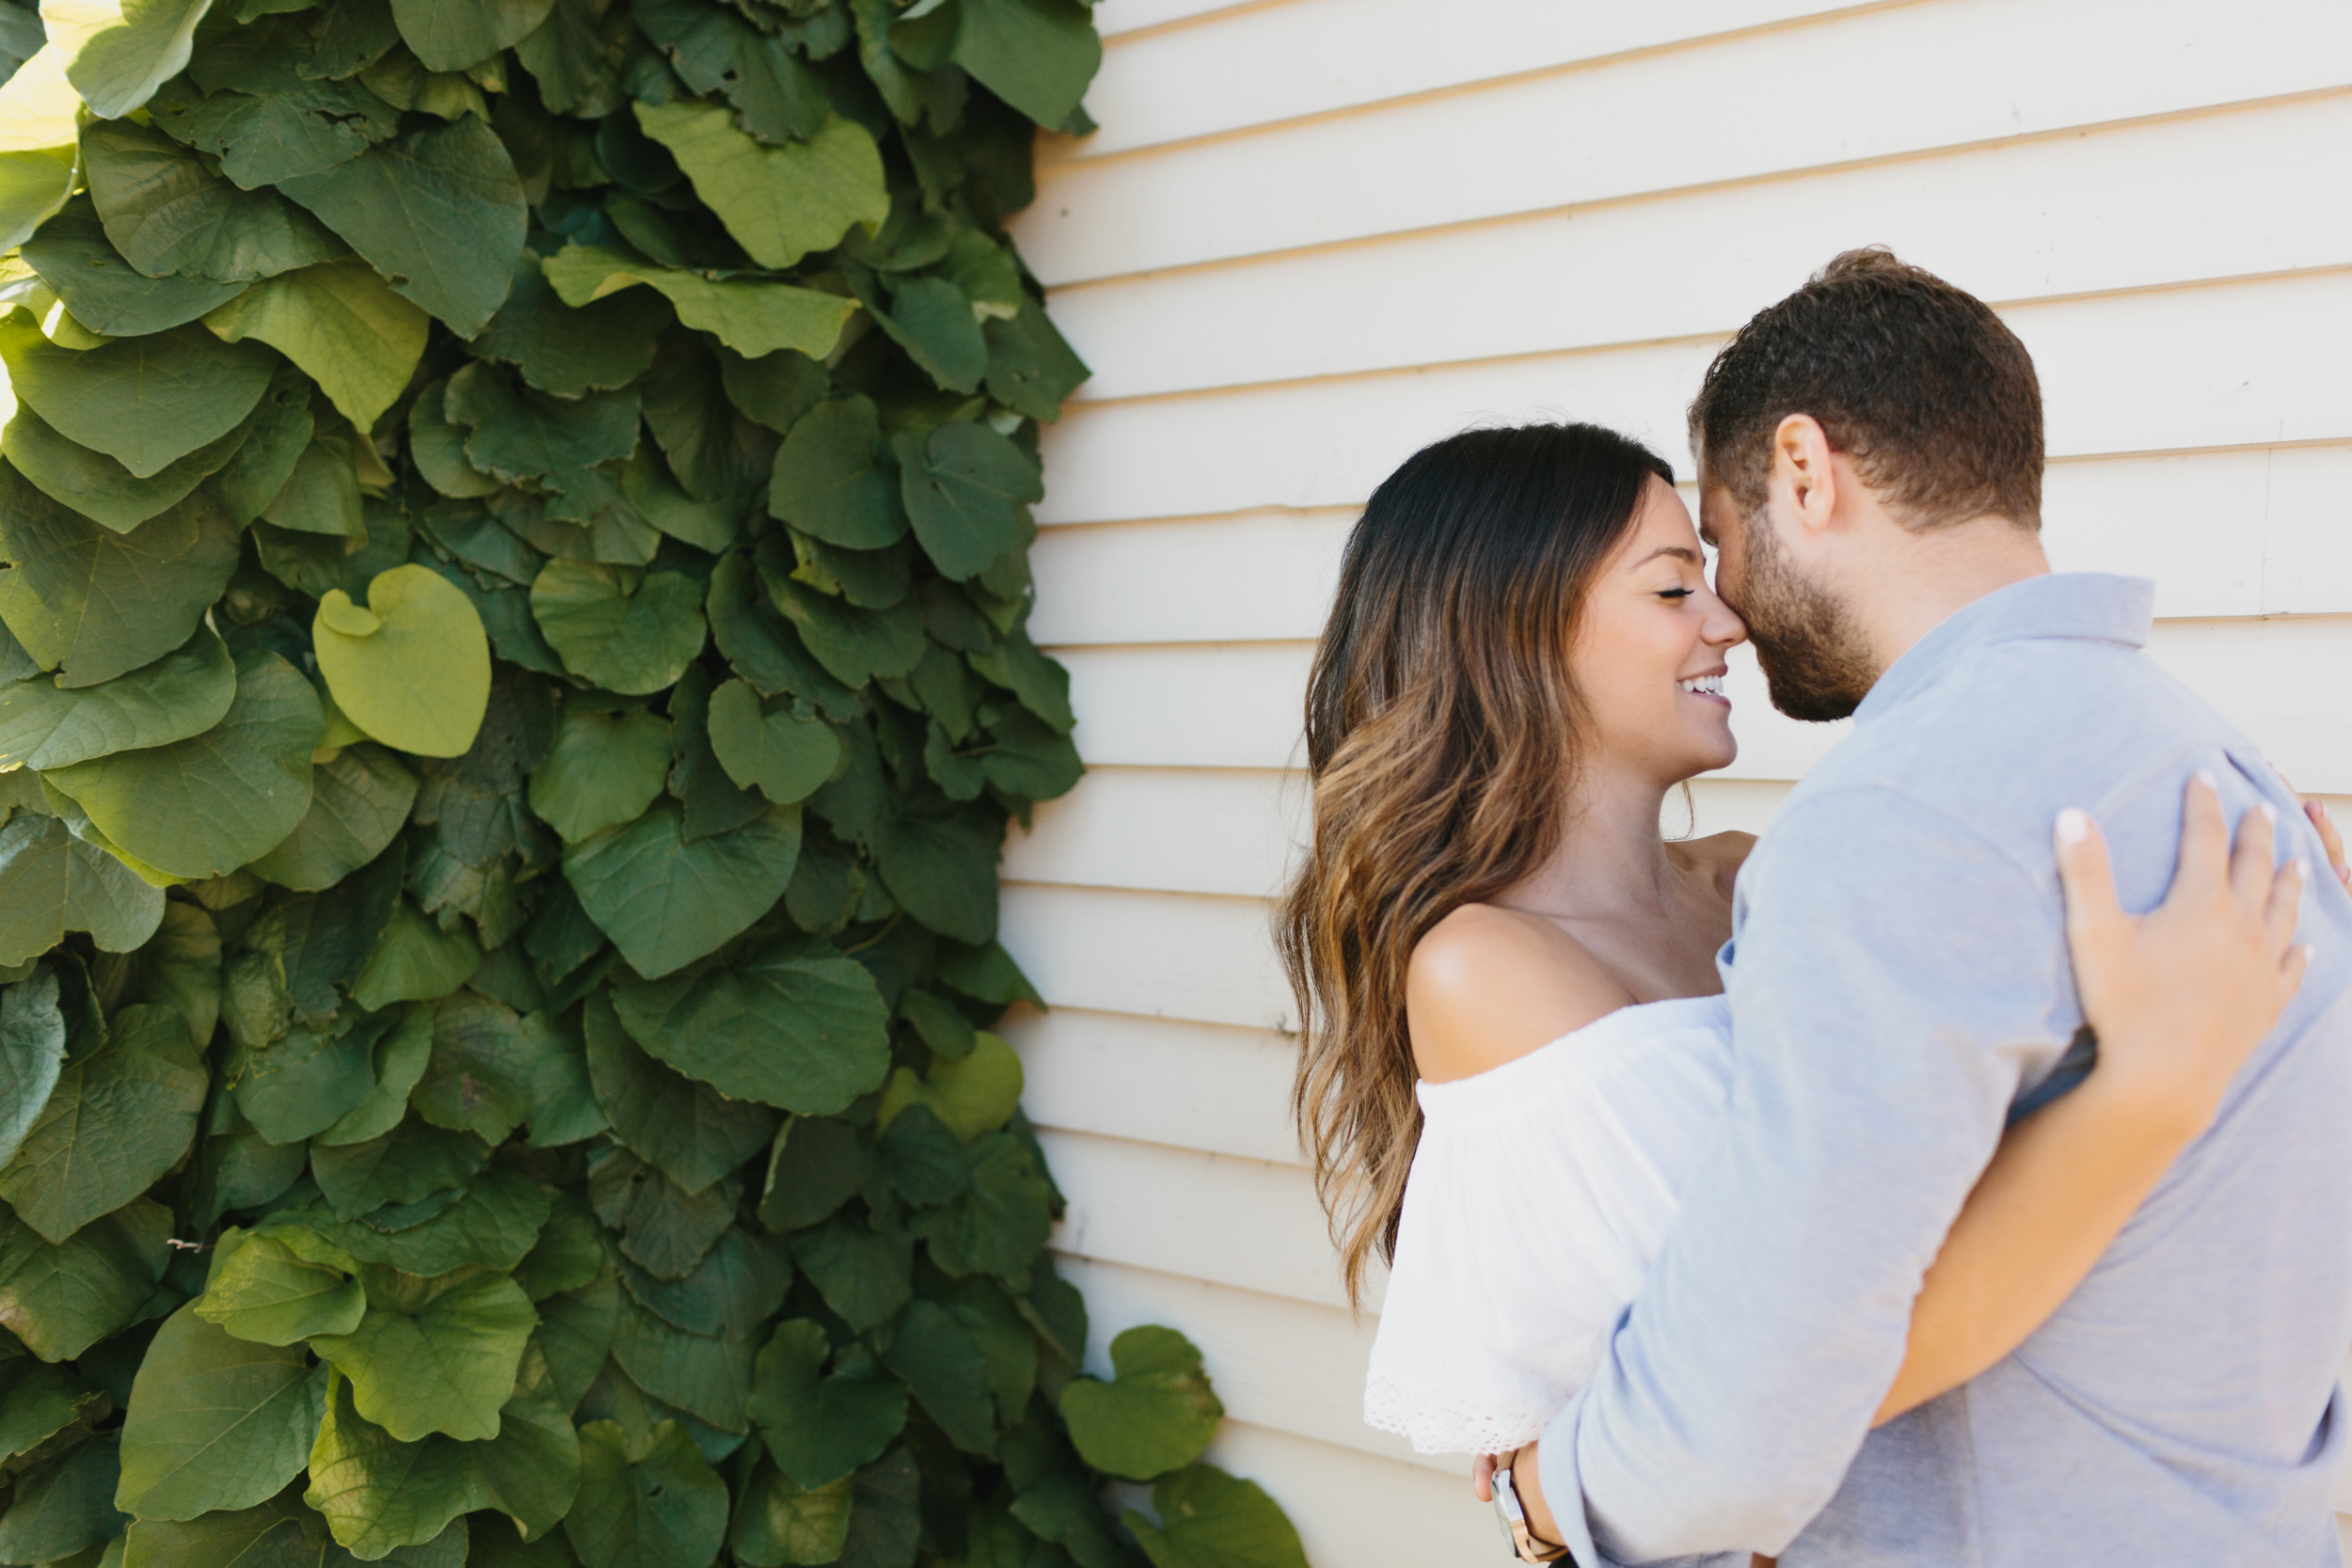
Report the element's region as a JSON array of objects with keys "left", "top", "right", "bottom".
[{"left": 1853, "top": 572, "right": 2155, "bottom": 725}]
